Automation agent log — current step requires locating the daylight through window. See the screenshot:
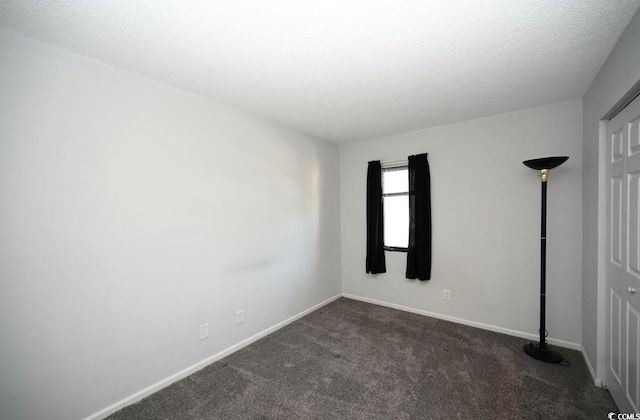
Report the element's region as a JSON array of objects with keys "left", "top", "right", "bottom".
[{"left": 382, "top": 166, "right": 409, "bottom": 250}]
